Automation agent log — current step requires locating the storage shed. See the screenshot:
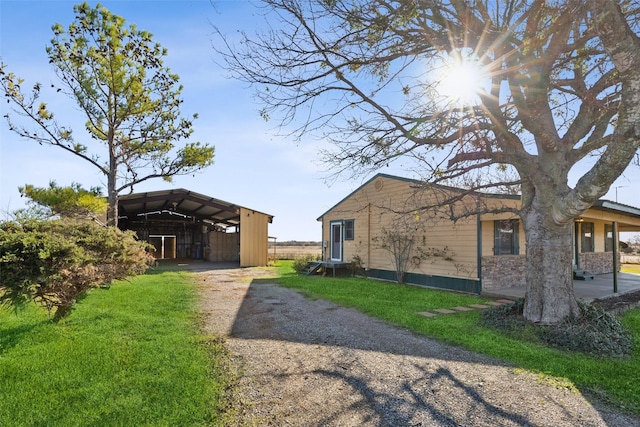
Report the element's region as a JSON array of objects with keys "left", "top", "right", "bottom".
[{"left": 117, "top": 189, "right": 273, "bottom": 267}]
